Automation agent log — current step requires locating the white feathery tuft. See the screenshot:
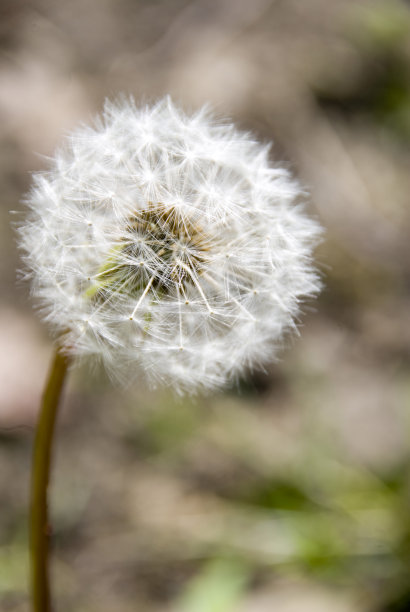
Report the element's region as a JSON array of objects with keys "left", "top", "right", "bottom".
[{"left": 19, "top": 96, "right": 322, "bottom": 393}]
